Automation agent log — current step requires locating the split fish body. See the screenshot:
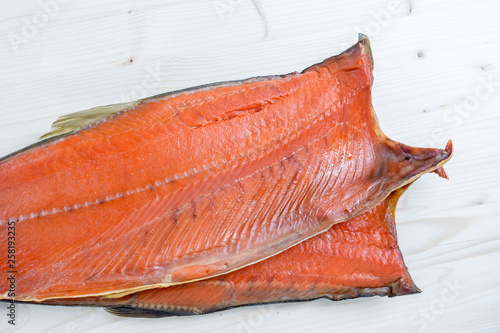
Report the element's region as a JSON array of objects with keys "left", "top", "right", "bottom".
[
  {"left": 0, "top": 35, "right": 452, "bottom": 302},
  {"left": 41, "top": 184, "right": 422, "bottom": 317}
]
